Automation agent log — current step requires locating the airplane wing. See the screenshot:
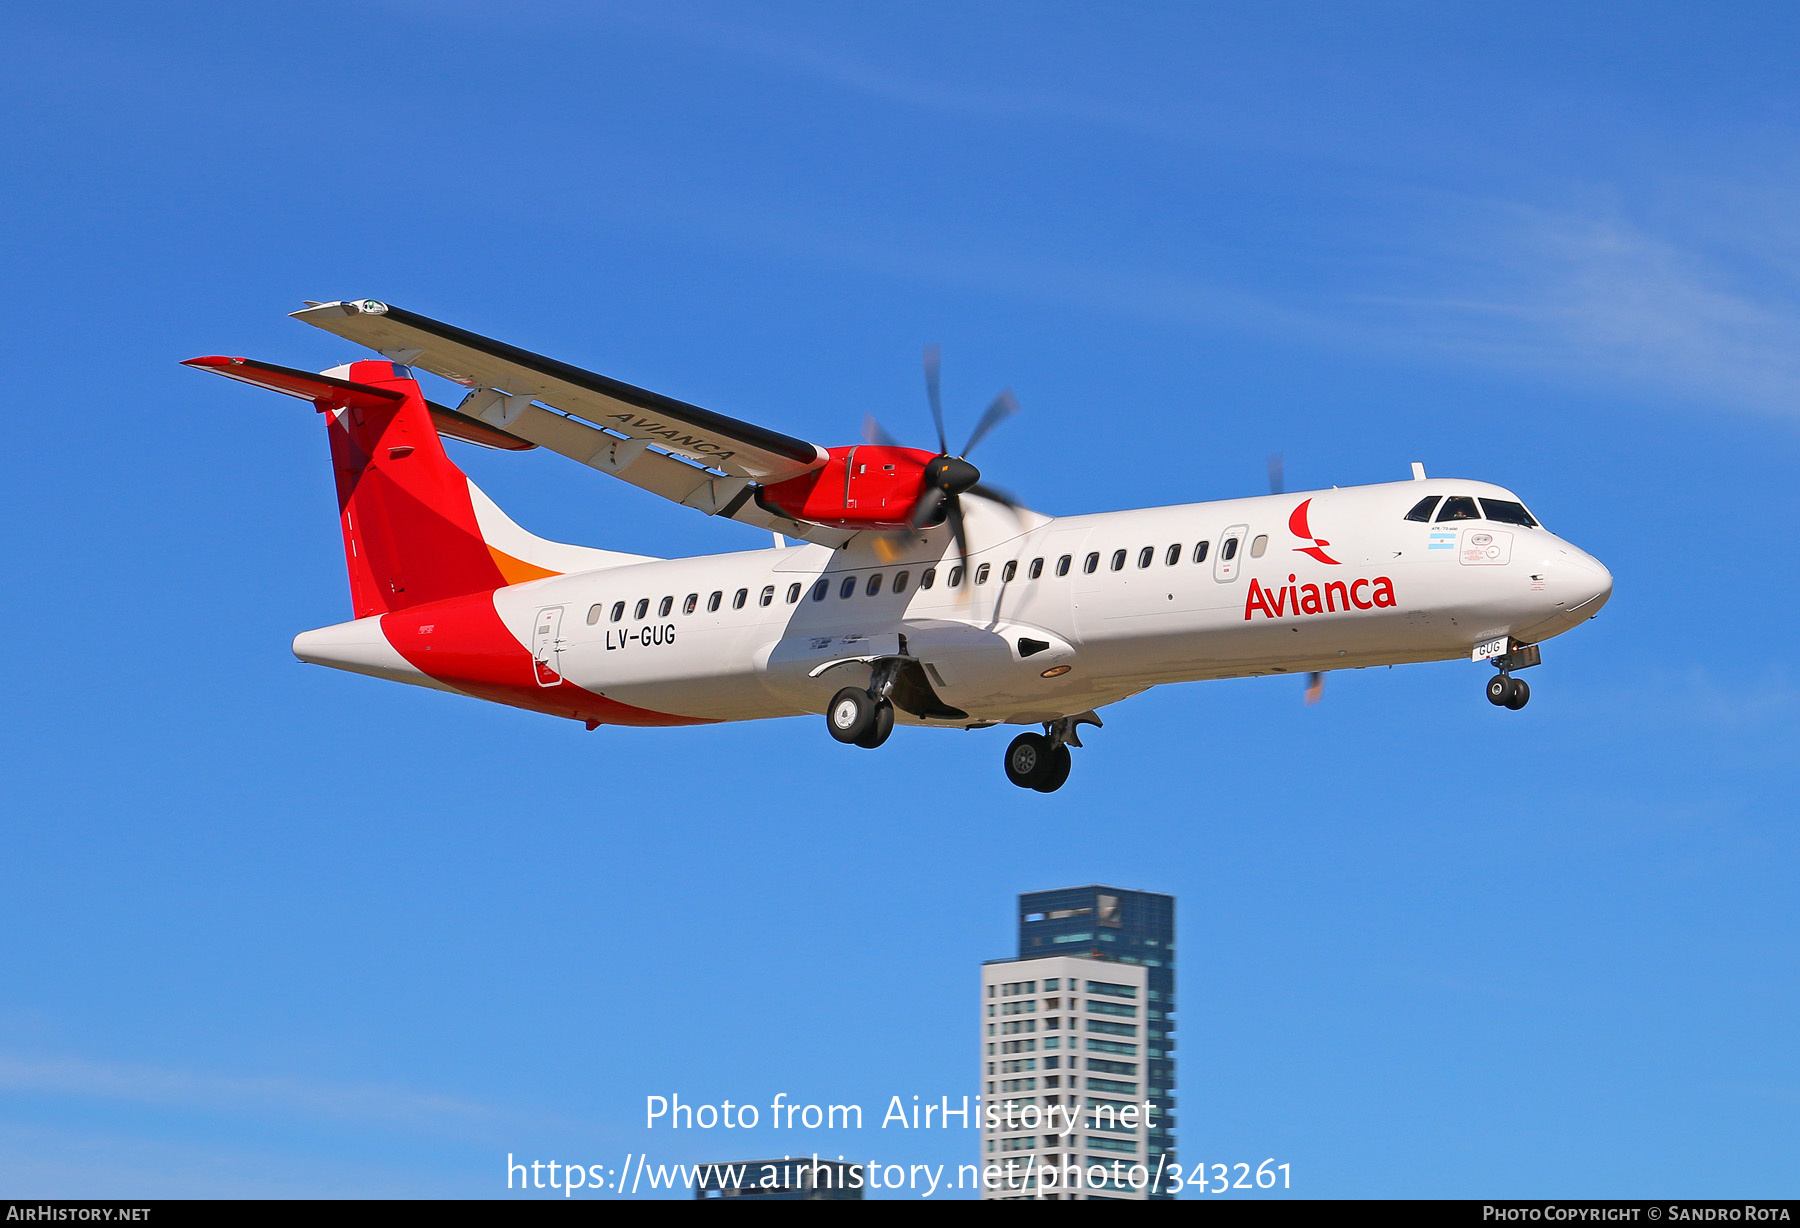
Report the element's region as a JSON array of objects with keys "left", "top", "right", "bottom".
[{"left": 292, "top": 300, "right": 844, "bottom": 542}]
